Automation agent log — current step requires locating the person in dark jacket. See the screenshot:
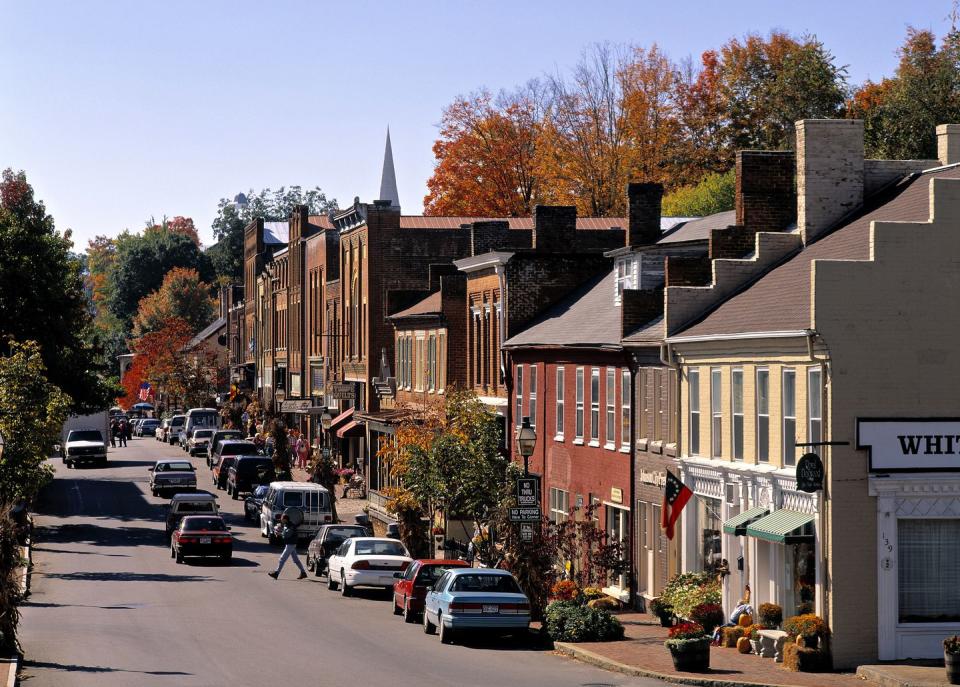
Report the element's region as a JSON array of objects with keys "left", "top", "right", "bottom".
[{"left": 267, "top": 514, "right": 307, "bottom": 579}]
